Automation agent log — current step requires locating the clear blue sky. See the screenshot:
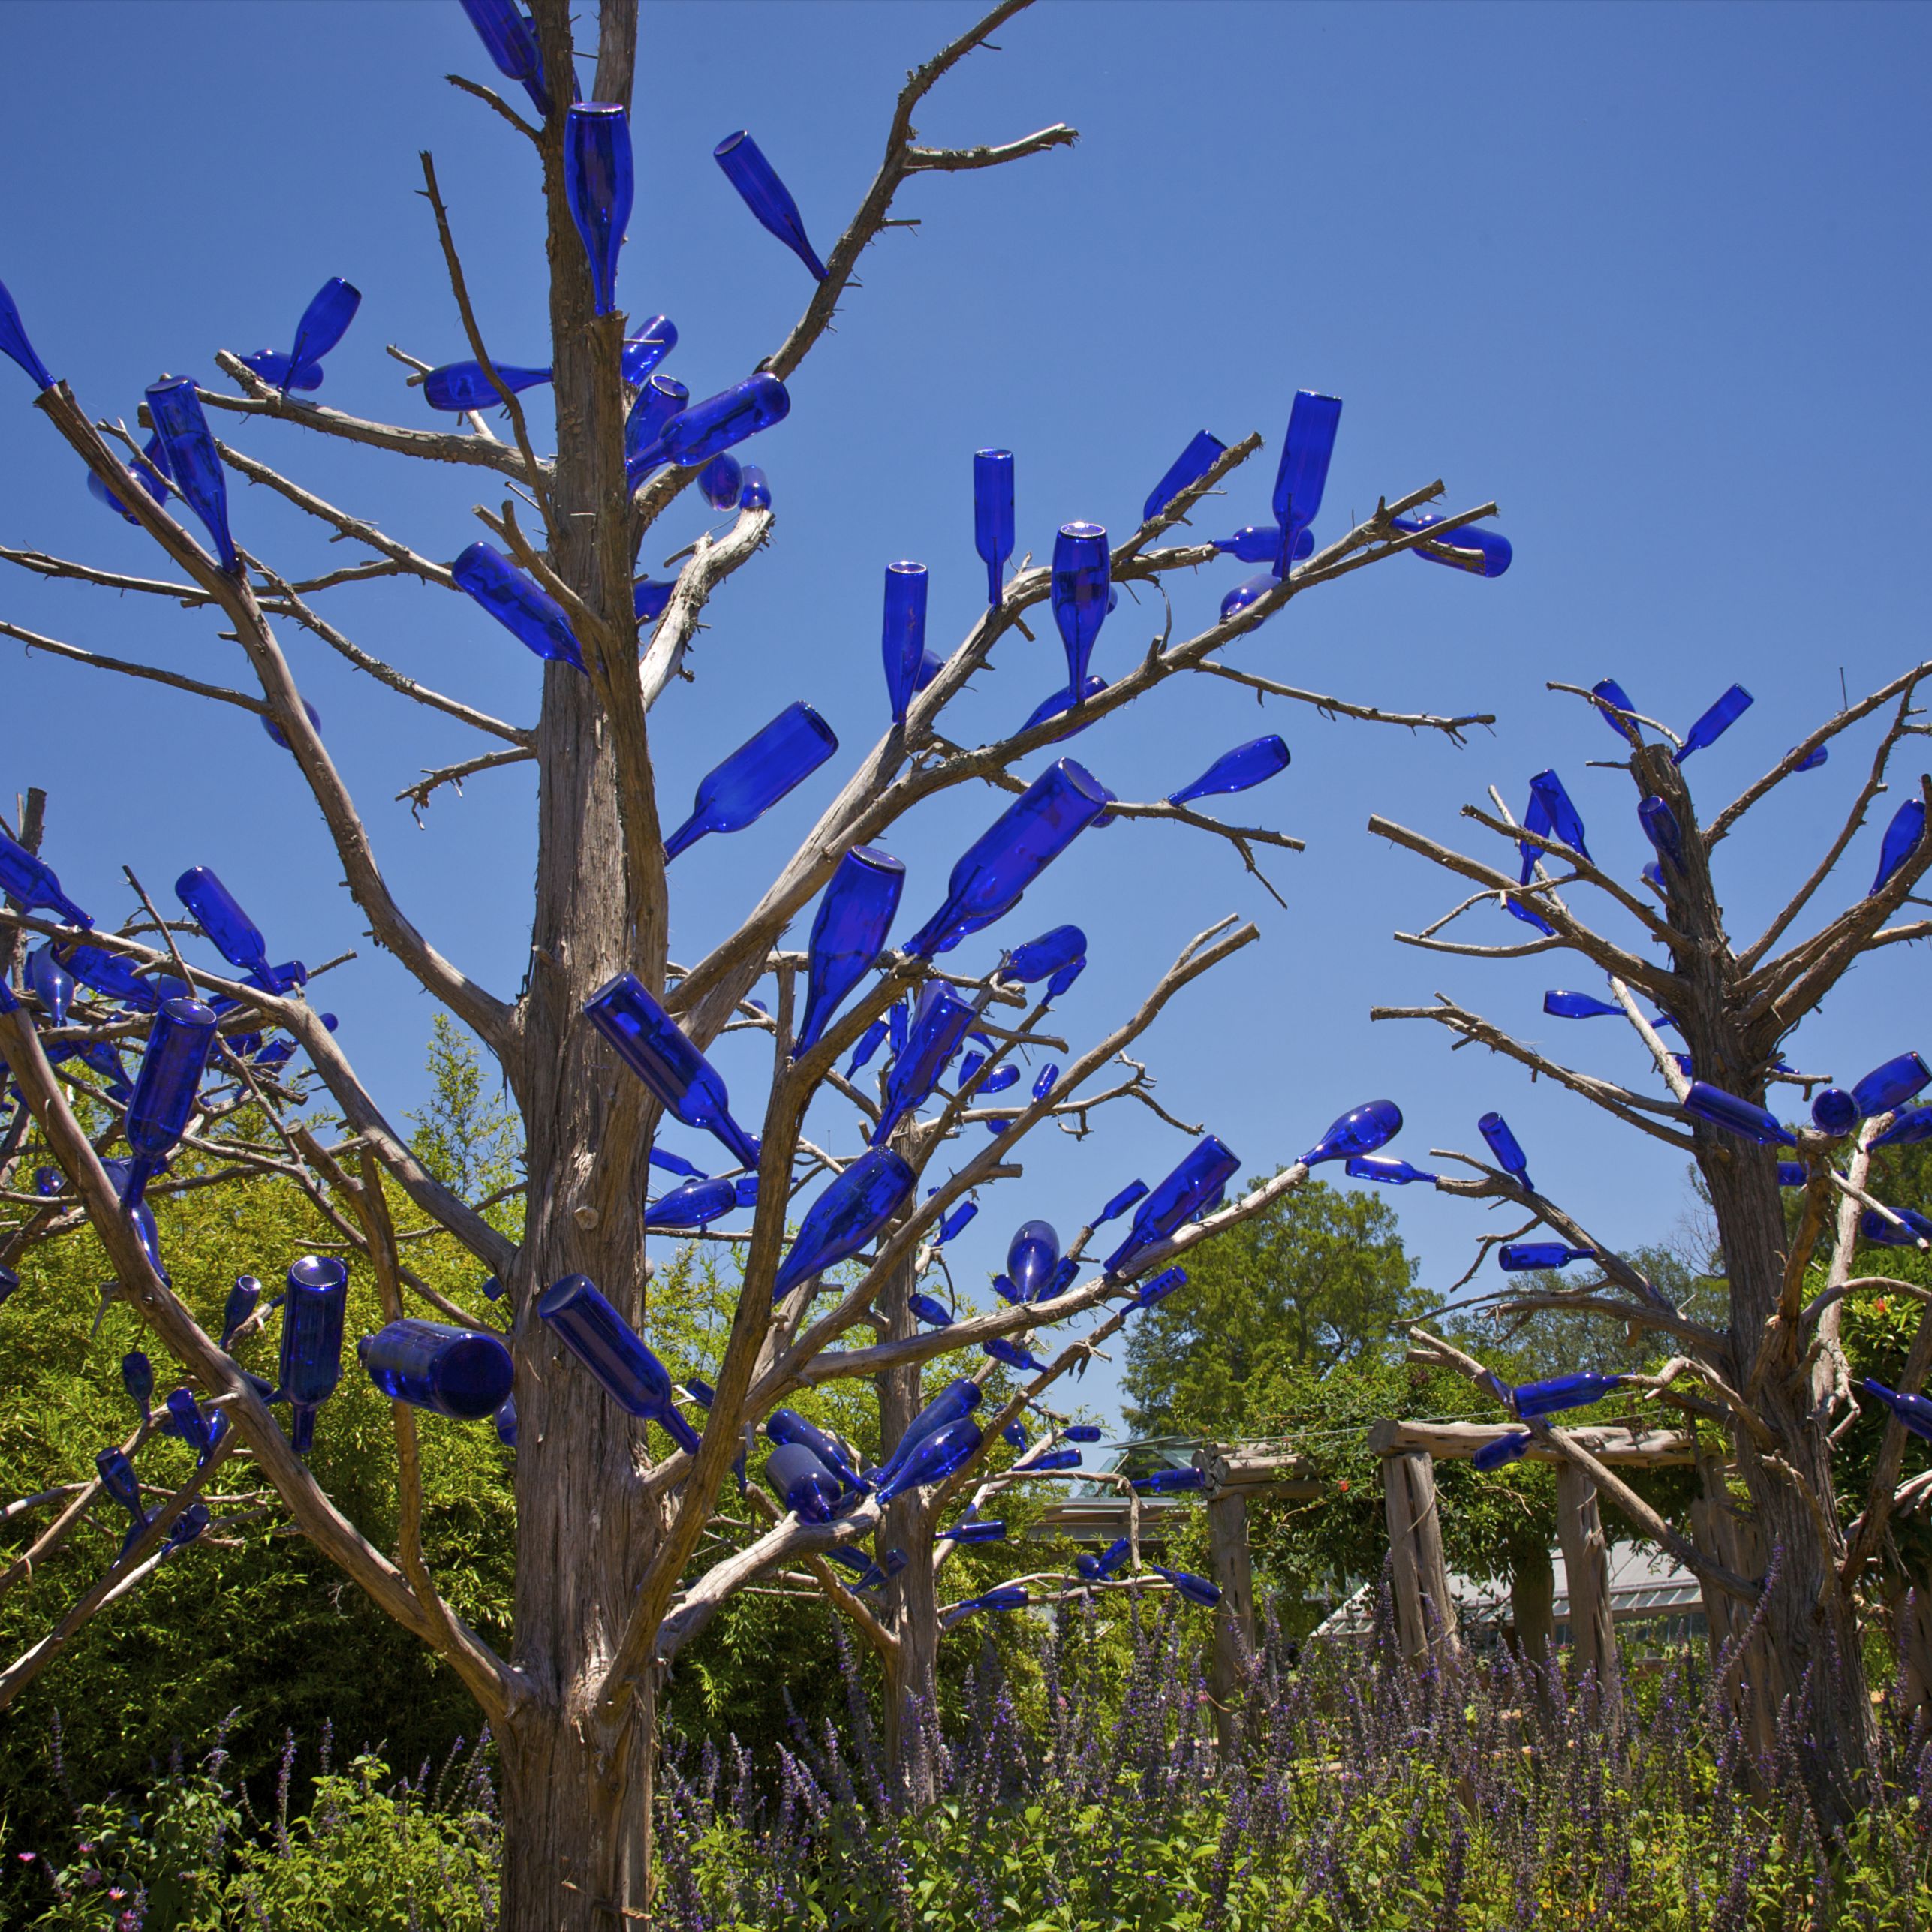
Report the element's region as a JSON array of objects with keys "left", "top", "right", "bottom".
[{"left": 3, "top": 2, "right": 1928, "bottom": 1430}]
